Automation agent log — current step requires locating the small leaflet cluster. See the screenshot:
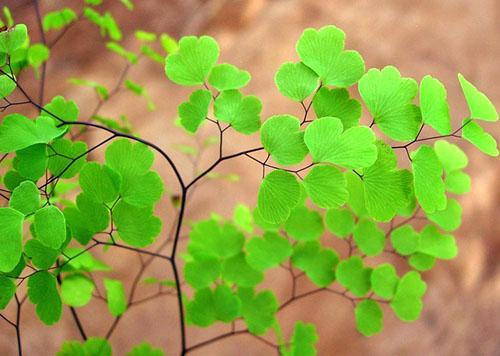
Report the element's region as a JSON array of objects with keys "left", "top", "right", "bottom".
[{"left": 0, "top": 1, "right": 498, "bottom": 355}]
